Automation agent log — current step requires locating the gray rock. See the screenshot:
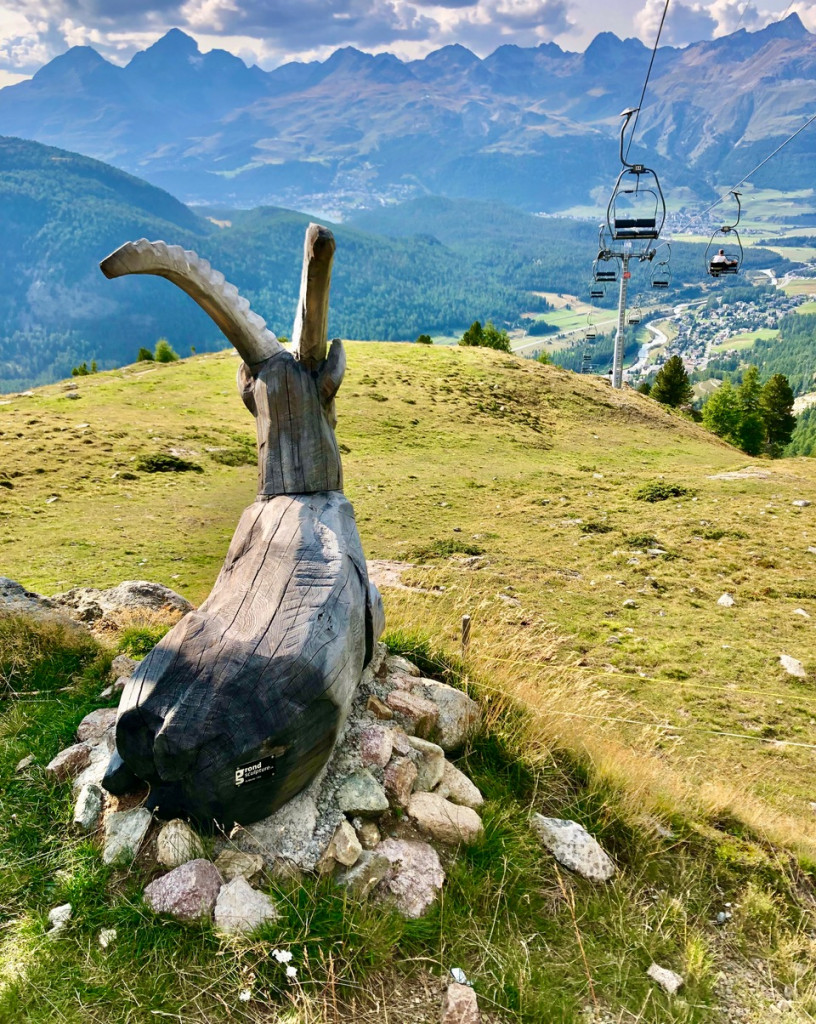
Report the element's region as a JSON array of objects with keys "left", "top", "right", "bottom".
[
  {"left": 385, "top": 654, "right": 421, "bottom": 679},
  {"left": 103, "top": 807, "right": 152, "bottom": 866},
  {"left": 73, "top": 783, "right": 103, "bottom": 832},
  {"left": 407, "top": 792, "right": 483, "bottom": 846},
  {"left": 384, "top": 757, "right": 418, "bottom": 808},
  {"left": 337, "top": 850, "right": 390, "bottom": 898},
  {"left": 622, "top": 599, "right": 638, "bottom": 609},
  {"left": 794, "top": 608, "right": 811, "bottom": 619},
  {"left": 417, "top": 680, "right": 480, "bottom": 752},
  {"left": 407, "top": 735, "right": 446, "bottom": 791},
  {"left": 98, "top": 927, "right": 117, "bottom": 949},
  {"left": 376, "top": 838, "right": 445, "bottom": 918},
  {"left": 442, "top": 982, "right": 481, "bottom": 1024},
  {"left": 15, "top": 754, "right": 34, "bottom": 773},
  {"left": 45, "top": 742, "right": 92, "bottom": 782},
  {"left": 530, "top": 814, "right": 615, "bottom": 881},
  {"left": 144, "top": 859, "right": 223, "bottom": 922},
  {"left": 647, "top": 963, "right": 684, "bottom": 995},
  {"left": 0, "top": 577, "right": 56, "bottom": 616},
  {"left": 435, "top": 761, "right": 484, "bottom": 809},
  {"left": 156, "top": 819, "right": 204, "bottom": 868},
  {"left": 336, "top": 770, "right": 389, "bottom": 816},
  {"left": 51, "top": 580, "right": 193, "bottom": 623},
  {"left": 213, "top": 877, "right": 278, "bottom": 935},
  {"left": 793, "top": 500, "right": 811, "bottom": 508},
  {"left": 76, "top": 707, "right": 118, "bottom": 745},
  {"left": 47, "top": 903, "right": 72, "bottom": 937},
  {"left": 317, "top": 819, "right": 362, "bottom": 872},
  {"left": 214, "top": 850, "right": 265, "bottom": 884},
  {"left": 717, "top": 593, "right": 735, "bottom": 607},
  {"left": 780, "top": 654, "right": 807, "bottom": 678},
  {"left": 110, "top": 654, "right": 140, "bottom": 680},
  {"left": 237, "top": 788, "right": 319, "bottom": 871}
]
